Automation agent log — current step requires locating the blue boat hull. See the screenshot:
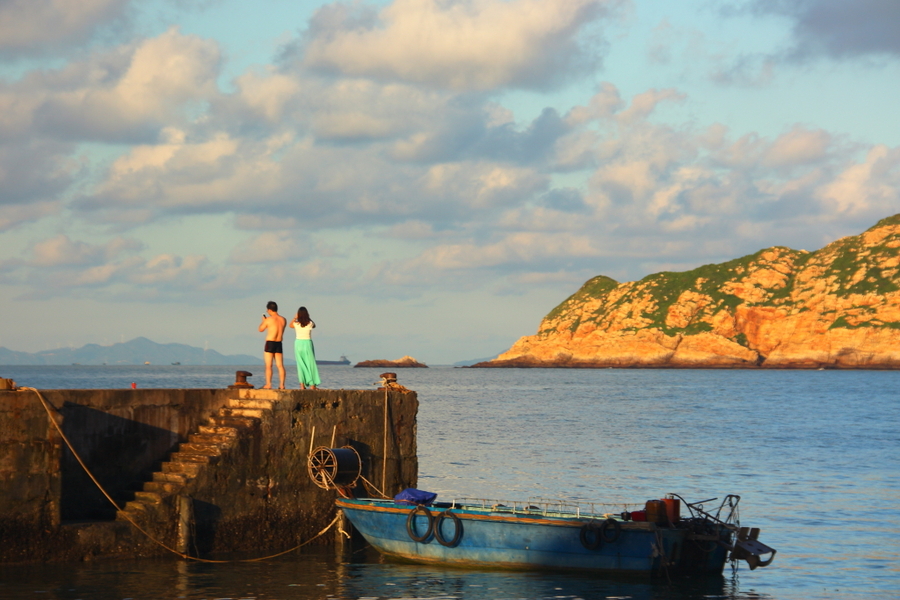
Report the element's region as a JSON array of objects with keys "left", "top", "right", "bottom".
[{"left": 337, "top": 499, "right": 732, "bottom": 577}]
